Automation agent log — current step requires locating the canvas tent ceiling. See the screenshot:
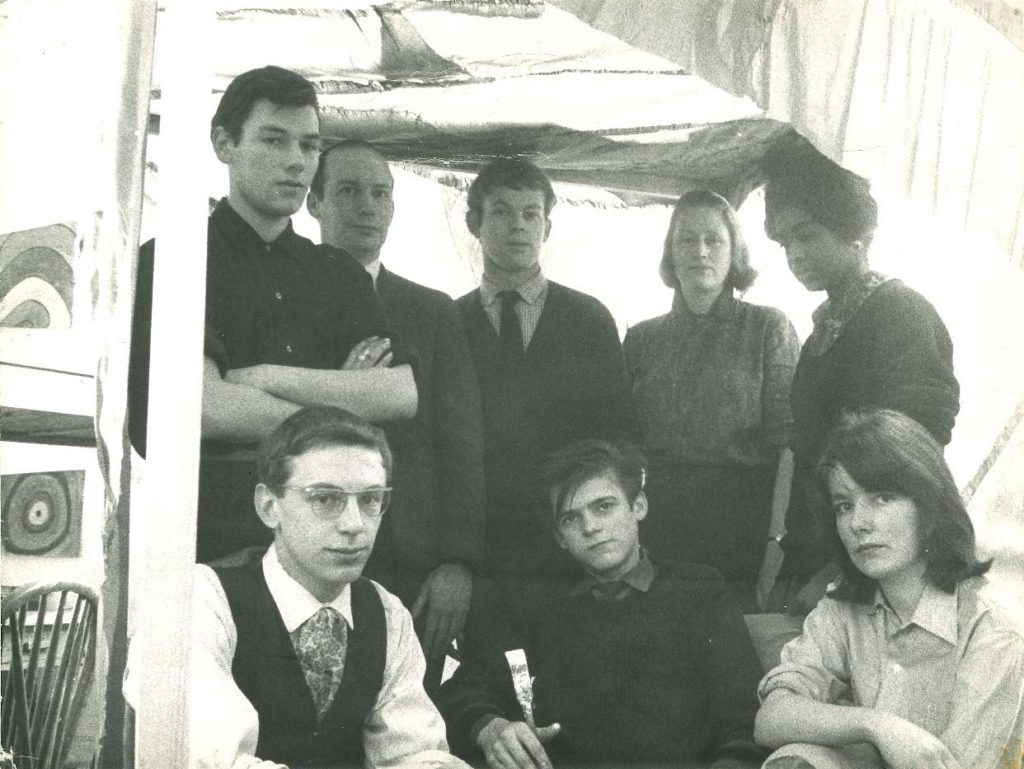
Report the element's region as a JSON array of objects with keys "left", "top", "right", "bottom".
[
  {"left": 552, "top": 0, "right": 1024, "bottom": 263},
  {"left": 148, "top": 2, "right": 798, "bottom": 205},
  {"left": 143, "top": 0, "right": 1024, "bottom": 263}
]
